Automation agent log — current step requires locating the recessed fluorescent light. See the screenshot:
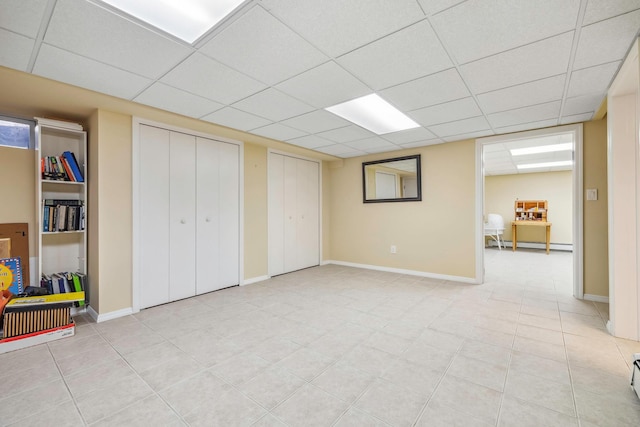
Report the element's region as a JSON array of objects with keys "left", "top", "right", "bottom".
[
  {"left": 517, "top": 160, "right": 573, "bottom": 170},
  {"left": 100, "top": 0, "right": 245, "bottom": 43},
  {"left": 510, "top": 143, "right": 573, "bottom": 156},
  {"left": 325, "top": 94, "right": 420, "bottom": 135}
]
